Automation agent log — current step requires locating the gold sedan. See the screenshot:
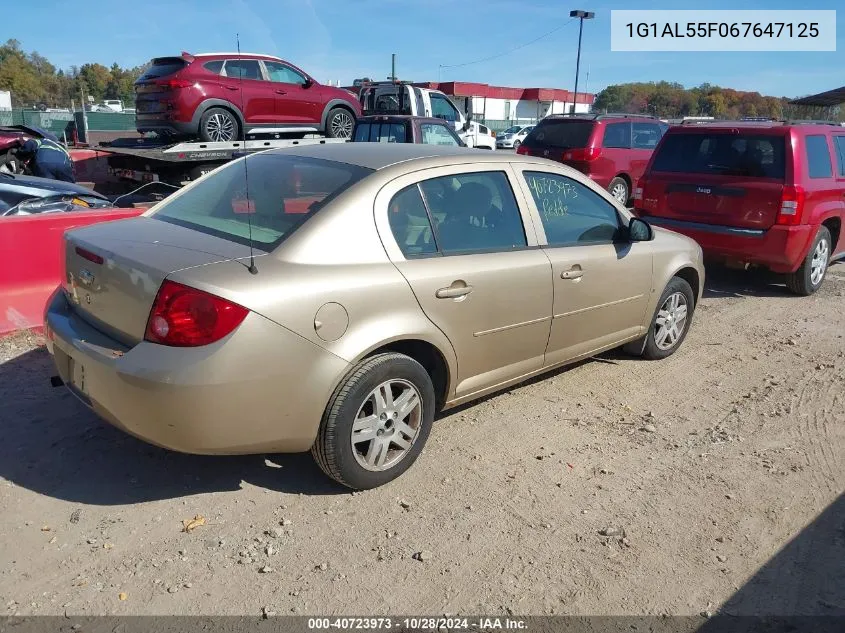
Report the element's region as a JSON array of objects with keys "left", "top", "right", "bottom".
[{"left": 44, "top": 144, "right": 704, "bottom": 489}]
